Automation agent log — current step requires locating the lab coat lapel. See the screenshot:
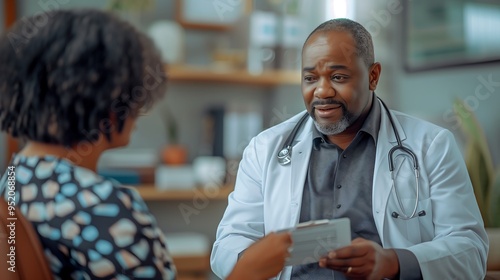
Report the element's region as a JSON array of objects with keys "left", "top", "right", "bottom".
[{"left": 289, "top": 119, "right": 313, "bottom": 225}]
